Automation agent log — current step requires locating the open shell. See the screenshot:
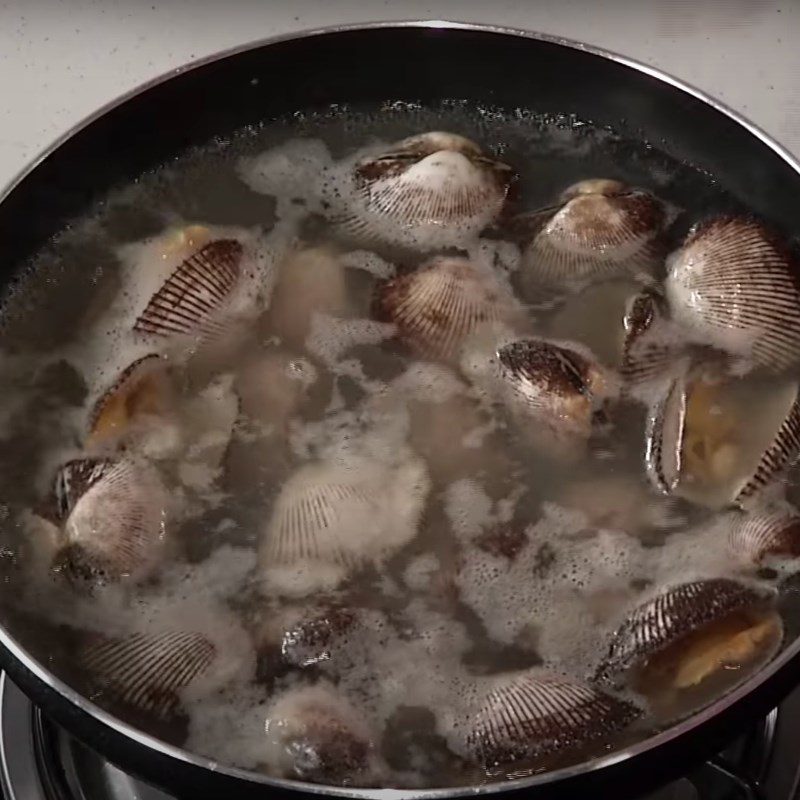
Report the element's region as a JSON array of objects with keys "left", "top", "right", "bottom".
[
  {"left": 334, "top": 131, "right": 513, "bottom": 250},
  {"left": 133, "top": 237, "right": 245, "bottom": 342},
  {"left": 665, "top": 216, "right": 800, "bottom": 371},
  {"left": 596, "top": 579, "right": 781, "bottom": 692},
  {"left": 621, "top": 290, "right": 681, "bottom": 394},
  {"left": 263, "top": 682, "right": 385, "bottom": 786},
  {"left": 81, "top": 630, "right": 216, "bottom": 720},
  {"left": 727, "top": 508, "right": 800, "bottom": 563},
  {"left": 259, "top": 457, "right": 428, "bottom": 596},
  {"left": 86, "top": 354, "right": 173, "bottom": 448},
  {"left": 645, "top": 365, "right": 800, "bottom": 509},
  {"left": 517, "top": 179, "right": 670, "bottom": 293},
  {"left": 375, "top": 256, "right": 522, "bottom": 361},
  {"left": 463, "top": 670, "right": 639, "bottom": 770},
  {"left": 51, "top": 458, "right": 168, "bottom": 586}
]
